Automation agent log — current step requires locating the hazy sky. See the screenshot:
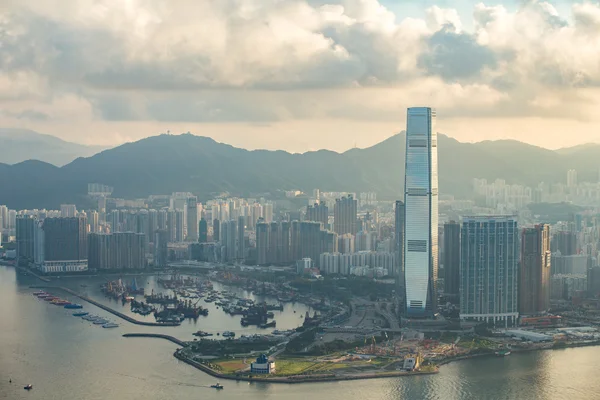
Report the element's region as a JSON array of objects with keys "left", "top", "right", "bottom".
[{"left": 3, "top": 0, "right": 600, "bottom": 152}]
